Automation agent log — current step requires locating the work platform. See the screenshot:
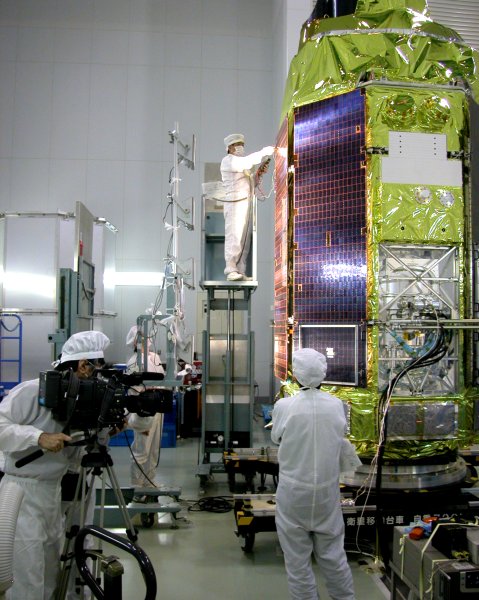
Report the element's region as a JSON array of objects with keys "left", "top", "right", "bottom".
[
  {"left": 197, "top": 281, "right": 257, "bottom": 484},
  {"left": 232, "top": 487, "right": 479, "bottom": 556},
  {"left": 197, "top": 183, "right": 260, "bottom": 485},
  {"left": 223, "top": 447, "right": 479, "bottom": 563},
  {"left": 94, "top": 485, "right": 182, "bottom": 529}
]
